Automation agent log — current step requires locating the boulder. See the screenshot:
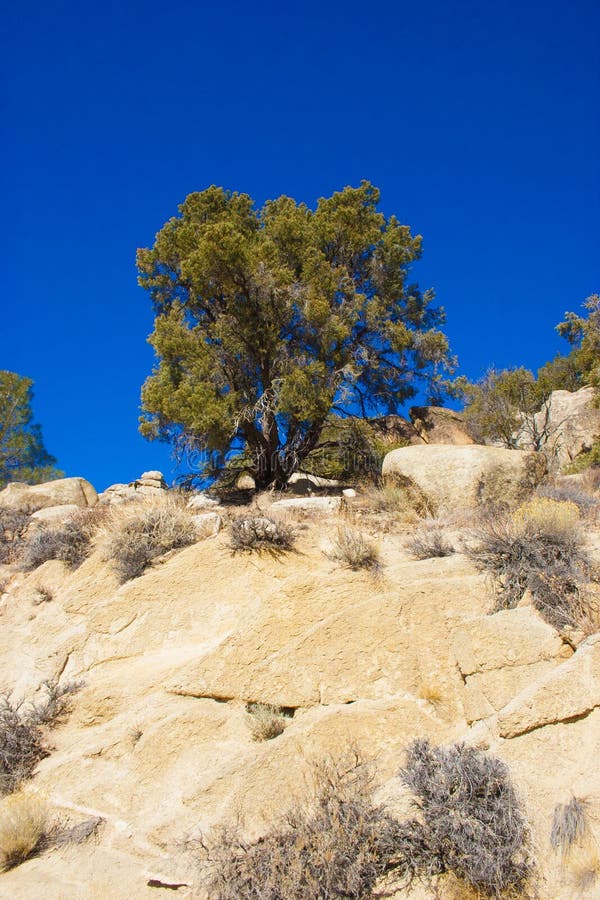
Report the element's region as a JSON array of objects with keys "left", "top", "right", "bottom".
[
  {"left": 30, "top": 504, "right": 82, "bottom": 524},
  {"left": 287, "top": 472, "right": 340, "bottom": 495},
  {"left": 533, "top": 386, "right": 600, "bottom": 466},
  {"left": 409, "top": 405, "right": 474, "bottom": 446},
  {"left": 0, "top": 477, "right": 98, "bottom": 513},
  {"left": 186, "top": 493, "right": 220, "bottom": 511},
  {"left": 191, "top": 512, "right": 222, "bottom": 537},
  {"left": 381, "top": 444, "right": 546, "bottom": 511},
  {"left": 270, "top": 496, "right": 342, "bottom": 514}
]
